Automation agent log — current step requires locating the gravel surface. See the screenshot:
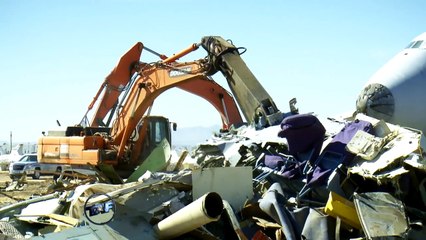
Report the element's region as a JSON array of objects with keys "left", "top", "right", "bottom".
[{"left": 0, "top": 171, "right": 54, "bottom": 208}]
